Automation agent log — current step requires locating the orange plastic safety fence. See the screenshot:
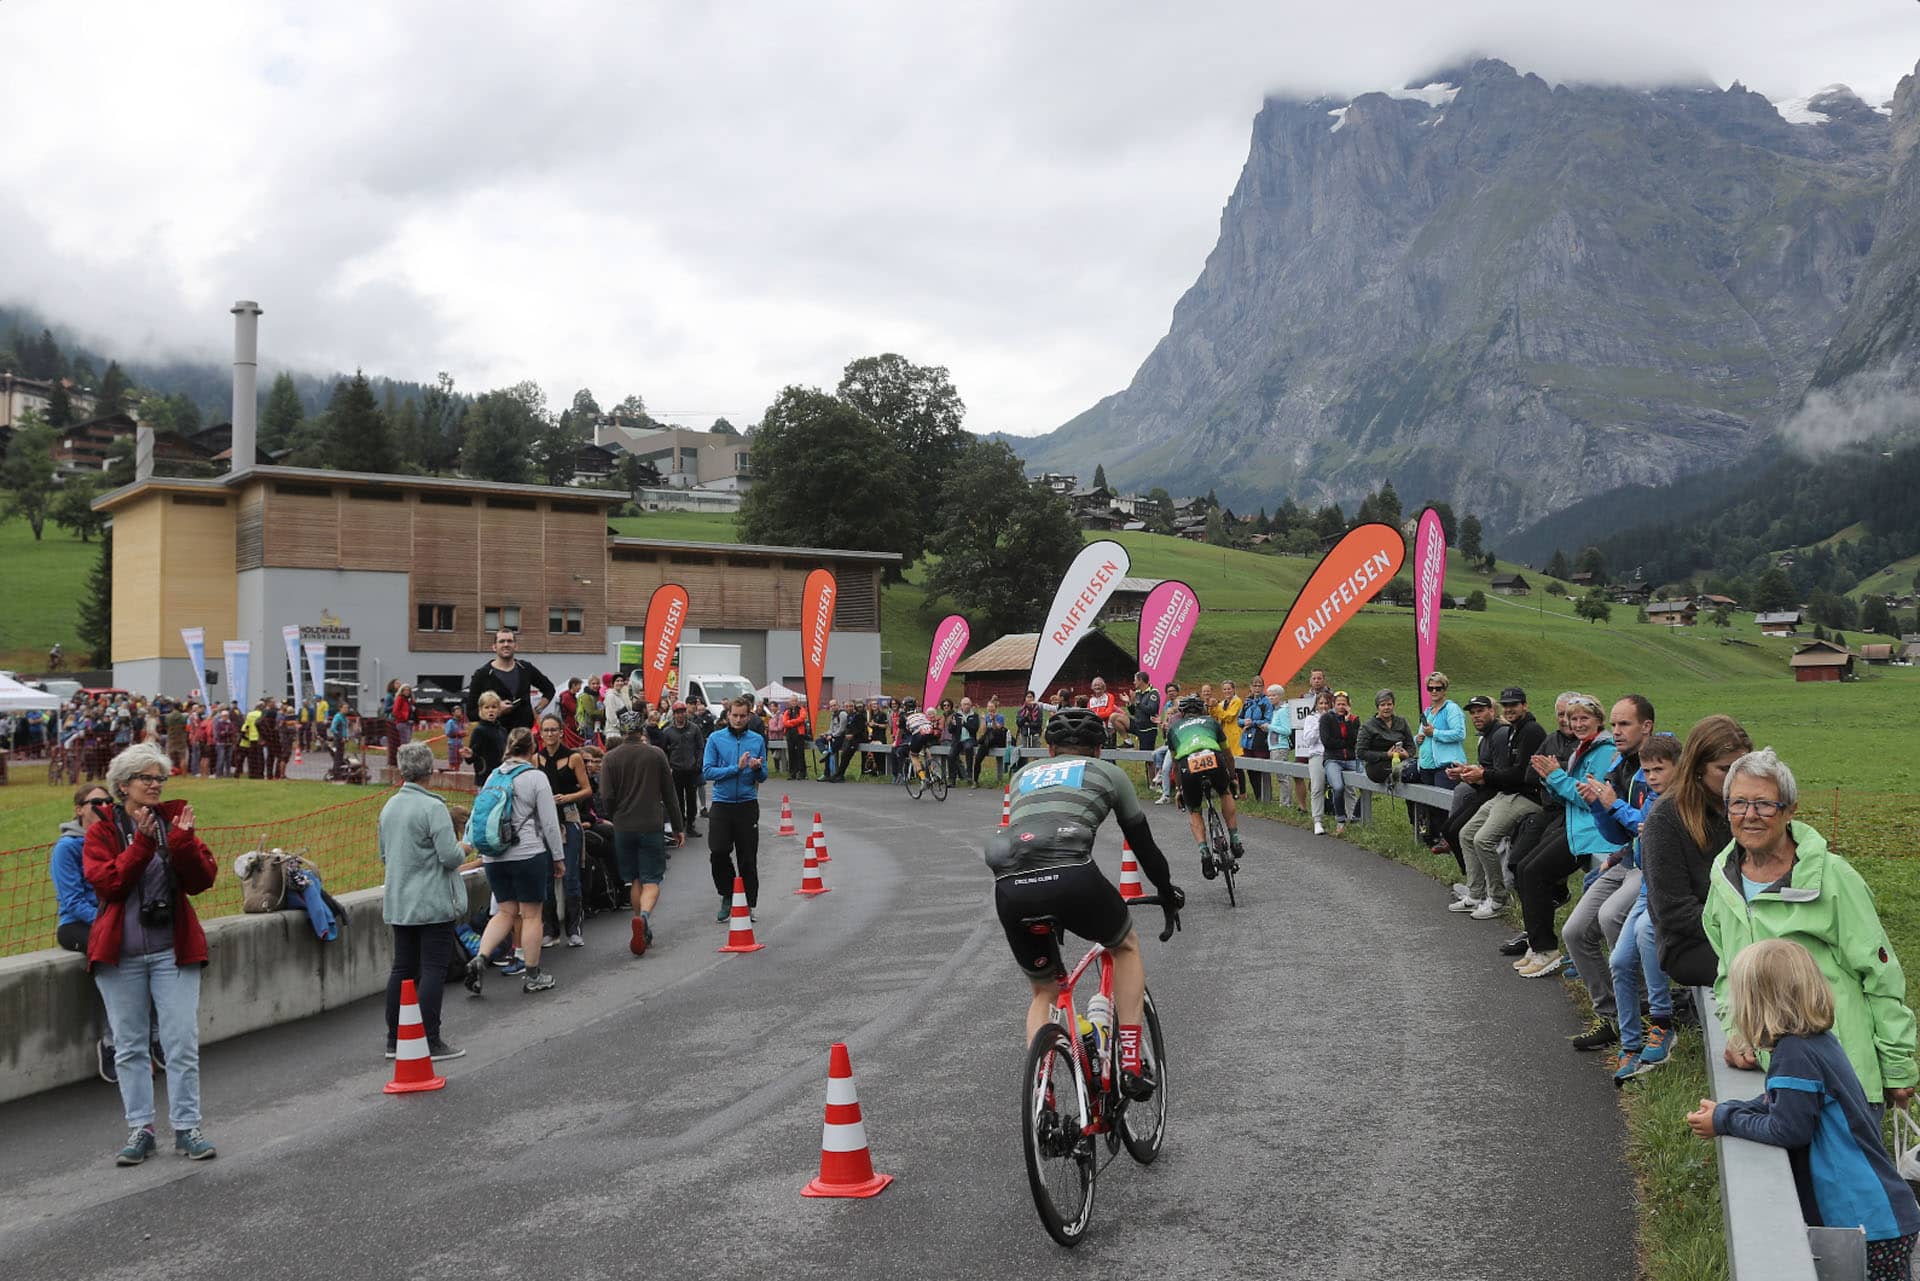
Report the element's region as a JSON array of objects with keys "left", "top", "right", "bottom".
[{"left": 0, "top": 790, "right": 408, "bottom": 959}]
